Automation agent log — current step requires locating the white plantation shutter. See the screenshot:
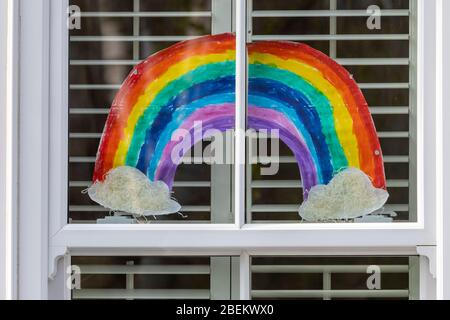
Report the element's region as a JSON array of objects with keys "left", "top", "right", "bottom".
[
  {"left": 71, "top": 255, "right": 418, "bottom": 300},
  {"left": 251, "top": 256, "right": 419, "bottom": 300},
  {"left": 71, "top": 256, "right": 240, "bottom": 300}
]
